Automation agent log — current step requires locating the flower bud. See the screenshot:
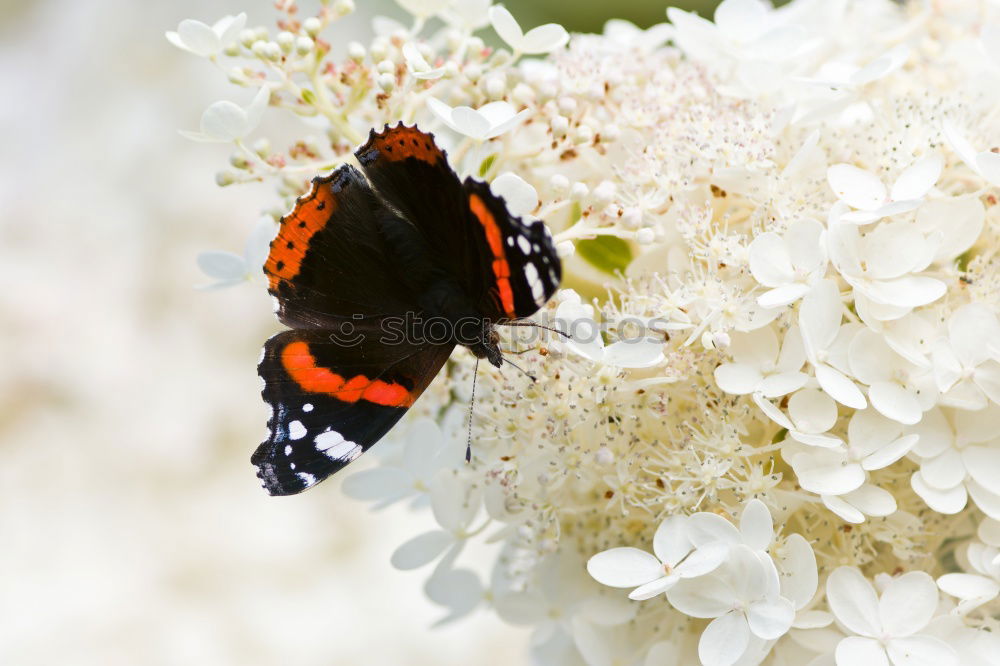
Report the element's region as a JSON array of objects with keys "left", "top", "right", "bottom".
[
  {"left": 347, "top": 41, "right": 366, "bottom": 62},
  {"left": 592, "top": 181, "right": 616, "bottom": 207},
  {"left": 549, "top": 174, "right": 570, "bottom": 195},
  {"left": 215, "top": 170, "right": 236, "bottom": 187},
  {"left": 227, "top": 67, "right": 250, "bottom": 86},
  {"left": 464, "top": 63, "right": 482, "bottom": 82},
  {"left": 556, "top": 240, "right": 575, "bottom": 258},
  {"left": 277, "top": 31, "right": 295, "bottom": 53},
  {"left": 252, "top": 138, "right": 271, "bottom": 158},
  {"left": 550, "top": 115, "right": 569, "bottom": 137},
  {"left": 223, "top": 43, "right": 240, "bottom": 57},
  {"left": 238, "top": 29, "right": 256, "bottom": 48},
  {"left": 621, "top": 207, "right": 642, "bottom": 228},
  {"left": 511, "top": 83, "right": 535, "bottom": 105},
  {"left": 573, "top": 125, "right": 594, "bottom": 145},
  {"left": 636, "top": 228, "right": 655, "bottom": 244},
  {"left": 558, "top": 97, "right": 577, "bottom": 114},
  {"left": 253, "top": 26, "right": 269, "bottom": 41},
  {"left": 295, "top": 36, "right": 314, "bottom": 56},
  {"left": 370, "top": 38, "right": 388, "bottom": 62},
  {"left": 303, "top": 17, "right": 322, "bottom": 36},
  {"left": 484, "top": 75, "right": 506, "bottom": 100},
  {"left": 377, "top": 72, "right": 395, "bottom": 92},
  {"left": 230, "top": 152, "right": 251, "bottom": 170},
  {"left": 595, "top": 447, "right": 614, "bottom": 465},
  {"left": 570, "top": 182, "right": 589, "bottom": 201},
  {"left": 602, "top": 123, "right": 622, "bottom": 142},
  {"left": 377, "top": 59, "right": 394, "bottom": 74},
  {"left": 333, "top": 0, "right": 355, "bottom": 16}
]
